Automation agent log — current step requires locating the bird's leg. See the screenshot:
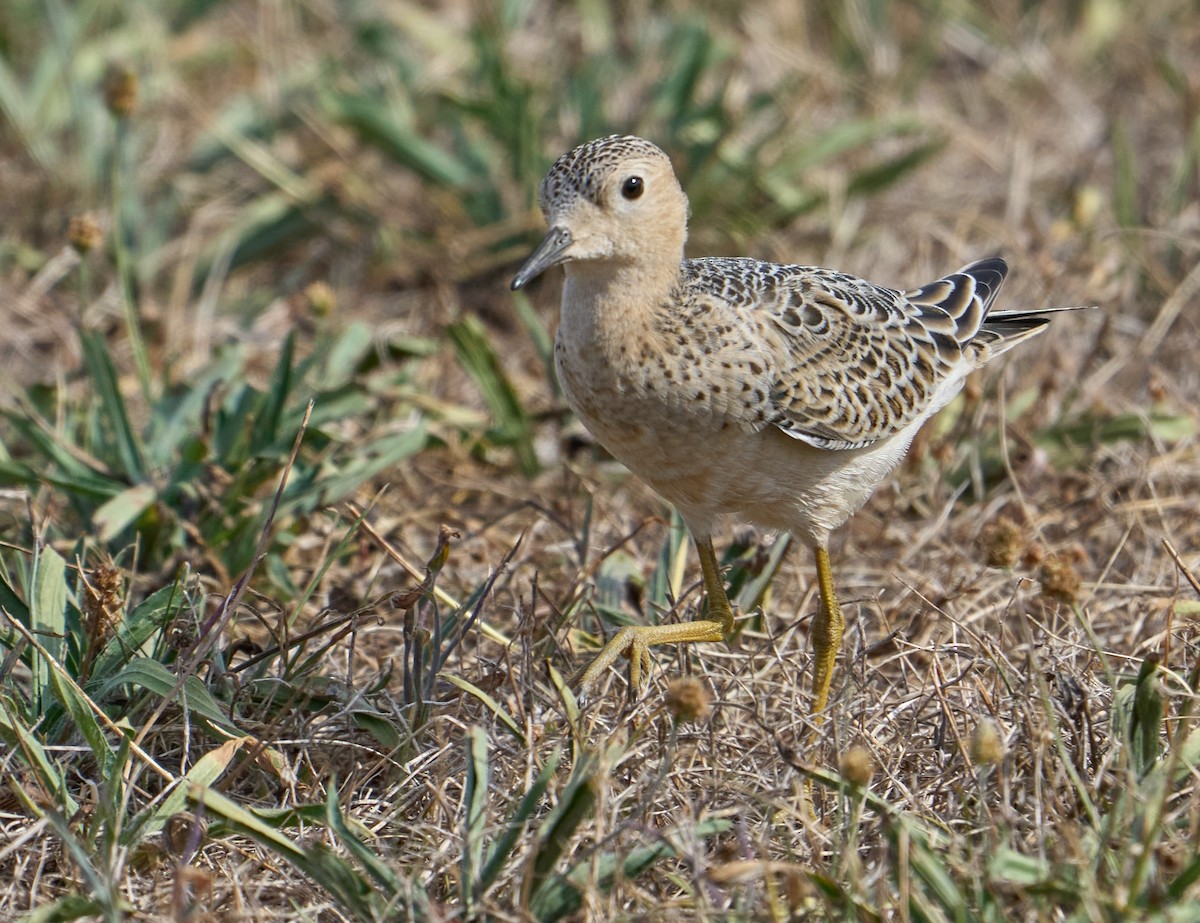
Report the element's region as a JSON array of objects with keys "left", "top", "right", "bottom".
[
  {"left": 575, "top": 535, "right": 735, "bottom": 692},
  {"left": 695, "top": 535, "right": 737, "bottom": 636},
  {"left": 809, "top": 545, "right": 845, "bottom": 716}
]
